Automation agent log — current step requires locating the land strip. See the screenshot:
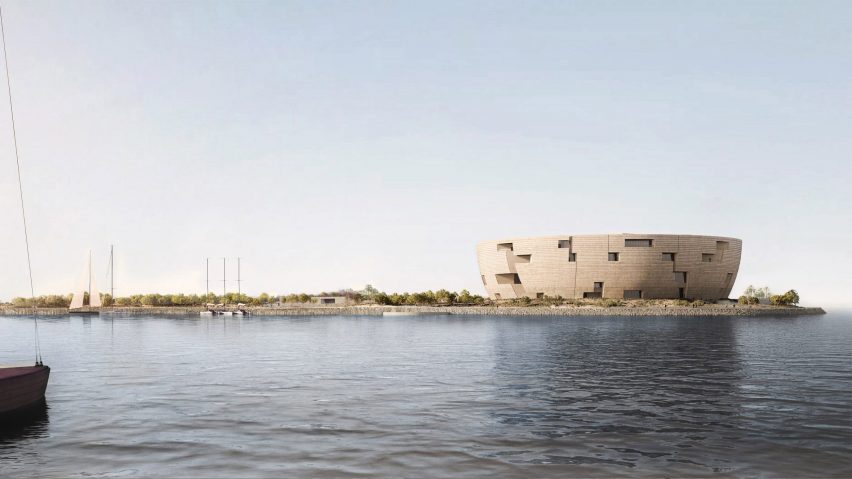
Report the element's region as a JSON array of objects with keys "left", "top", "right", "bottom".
[{"left": 0, "top": 305, "right": 826, "bottom": 317}]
